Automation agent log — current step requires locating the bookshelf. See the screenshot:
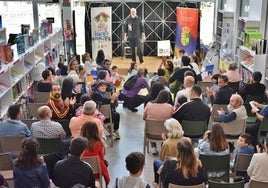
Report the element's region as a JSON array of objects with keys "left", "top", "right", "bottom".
[{"left": 0, "top": 28, "right": 62, "bottom": 119}]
